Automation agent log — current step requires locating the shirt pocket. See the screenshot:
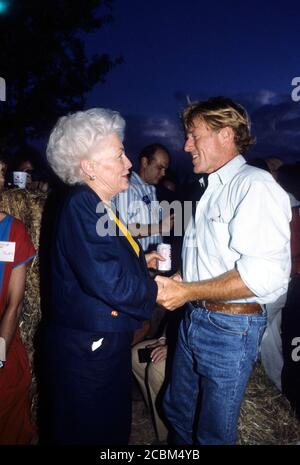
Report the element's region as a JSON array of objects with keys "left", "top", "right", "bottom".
[{"left": 207, "top": 220, "right": 230, "bottom": 257}]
